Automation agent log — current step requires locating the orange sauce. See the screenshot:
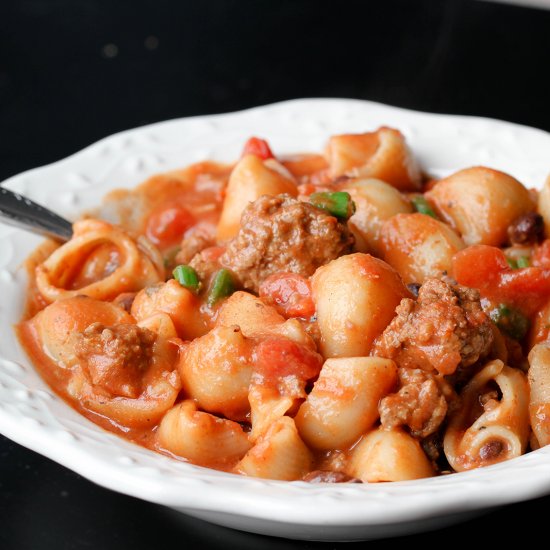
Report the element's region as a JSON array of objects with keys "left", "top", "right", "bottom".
[
  {"left": 16, "top": 155, "right": 329, "bottom": 472},
  {"left": 17, "top": 321, "right": 156, "bottom": 444}
]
